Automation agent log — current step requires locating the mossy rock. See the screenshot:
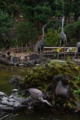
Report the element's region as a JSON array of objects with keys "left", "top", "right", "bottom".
[
  {"left": 19, "top": 60, "right": 80, "bottom": 111},
  {"left": 23, "top": 60, "right": 80, "bottom": 89}
]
